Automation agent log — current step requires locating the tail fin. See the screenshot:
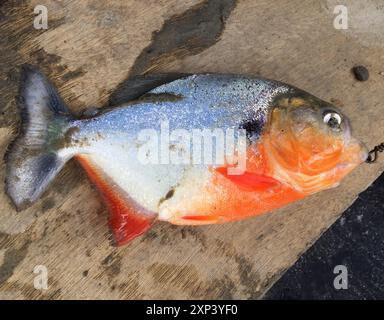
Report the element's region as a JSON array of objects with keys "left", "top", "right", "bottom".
[{"left": 5, "top": 65, "right": 76, "bottom": 210}]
